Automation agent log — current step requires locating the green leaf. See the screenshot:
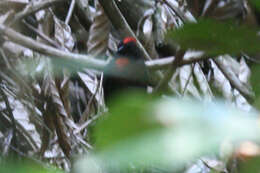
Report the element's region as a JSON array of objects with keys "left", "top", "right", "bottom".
[
  {"left": 250, "top": 0, "right": 260, "bottom": 11},
  {"left": 0, "top": 160, "right": 64, "bottom": 173},
  {"left": 167, "top": 19, "right": 260, "bottom": 56},
  {"left": 85, "top": 94, "right": 260, "bottom": 172},
  {"left": 239, "top": 156, "right": 260, "bottom": 173},
  {"left": 251, "top": 64, "right": 260, "bottom": 109},
  {"left": 93, "top": 91, "right": 161, "bottom": 151}
]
